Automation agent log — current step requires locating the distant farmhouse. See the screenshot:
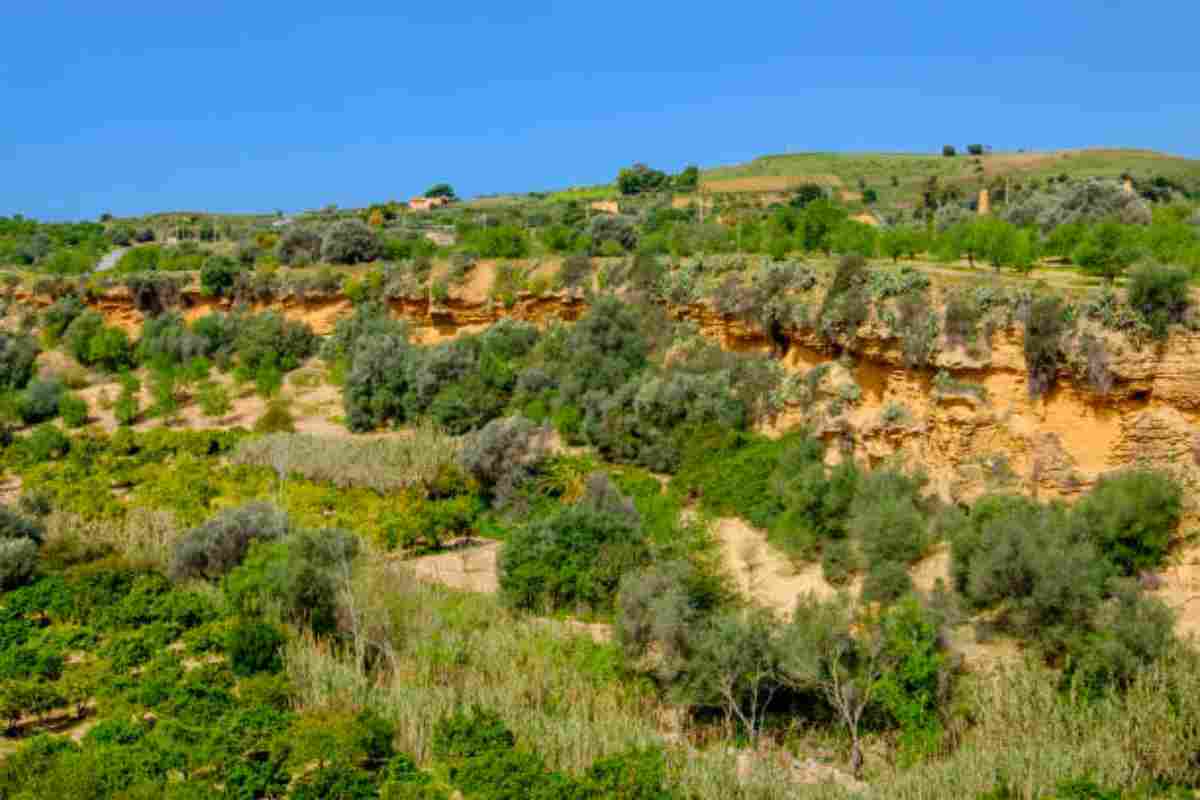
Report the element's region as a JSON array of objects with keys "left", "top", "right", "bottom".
[{"left": 409, "top": 196, "right": 451, "bottom": 212}]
